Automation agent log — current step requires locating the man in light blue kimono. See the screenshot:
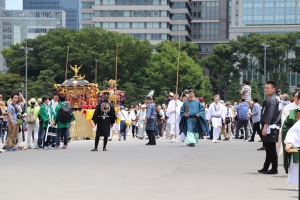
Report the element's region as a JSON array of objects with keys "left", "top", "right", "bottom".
[
  {"left": 145, "top": 96, "right": 157, "bottom": 145},
  {"left": 179, "top": 88, "right": 209, "bottom": 147}
]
